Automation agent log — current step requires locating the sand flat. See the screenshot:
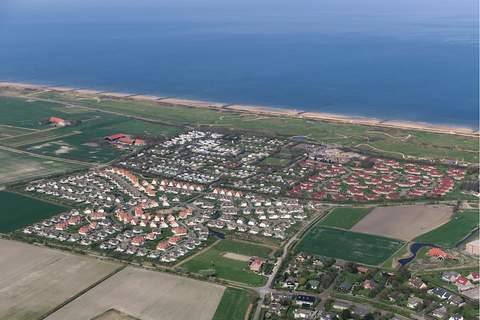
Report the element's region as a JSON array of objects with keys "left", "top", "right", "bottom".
[
  {"left": 351, "top": 204, "right": 454, "bottom": 241},
  {"left": 47, "top": 266, "right": 225, "bottom": 320}
]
